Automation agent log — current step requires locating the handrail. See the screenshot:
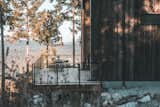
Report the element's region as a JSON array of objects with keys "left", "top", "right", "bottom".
[
  {"left": 33, "top": 55, "right": 81, "bottom": 69},
  {"left": 32, "top": 62, "right": 84, "bottom": 85},
  {"left": 32, "top": 54, "right": 92, "bottom": 85}
]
